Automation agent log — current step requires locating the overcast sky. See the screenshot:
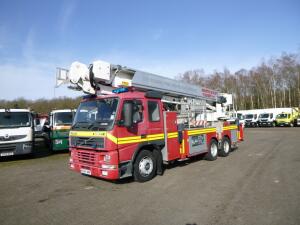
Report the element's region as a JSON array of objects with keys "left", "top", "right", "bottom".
[{"left": 0, "top": 0, "right": 300, "bottom": 100}]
